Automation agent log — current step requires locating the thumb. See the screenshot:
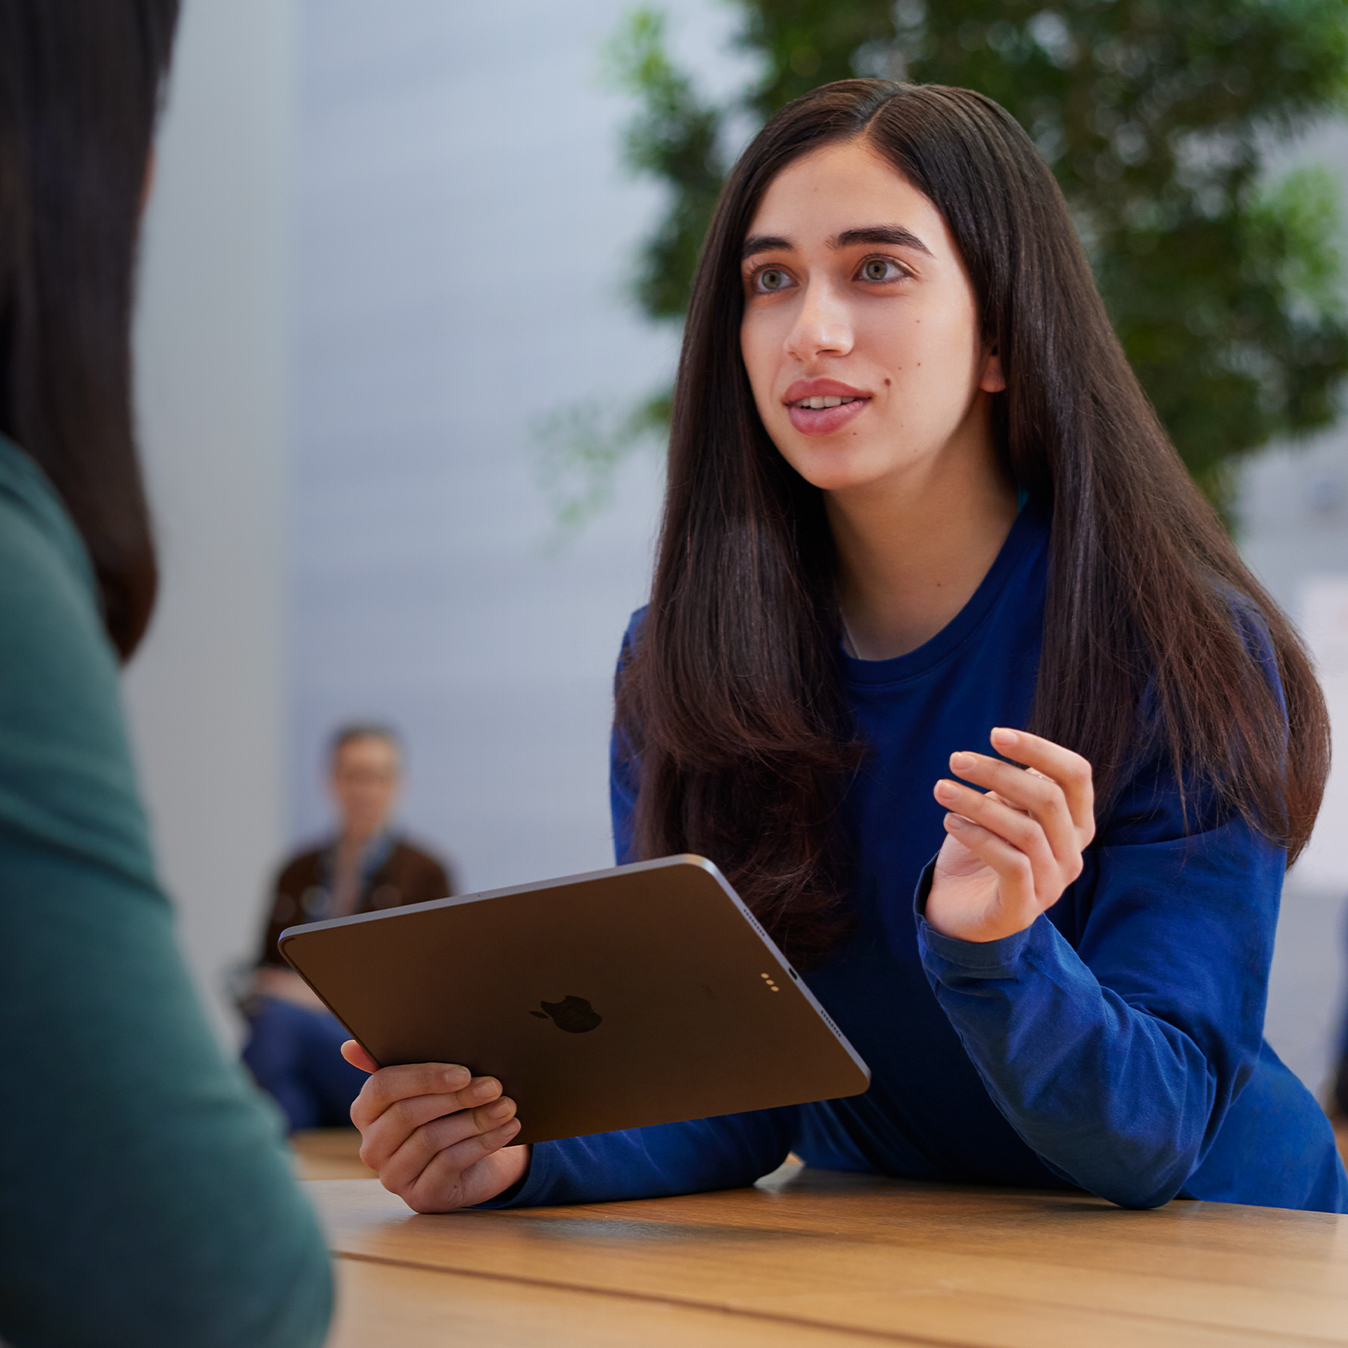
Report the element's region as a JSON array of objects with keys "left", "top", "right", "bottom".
[{"left": 340, "top": 1040, "right": 380, "bottom": 1074}]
